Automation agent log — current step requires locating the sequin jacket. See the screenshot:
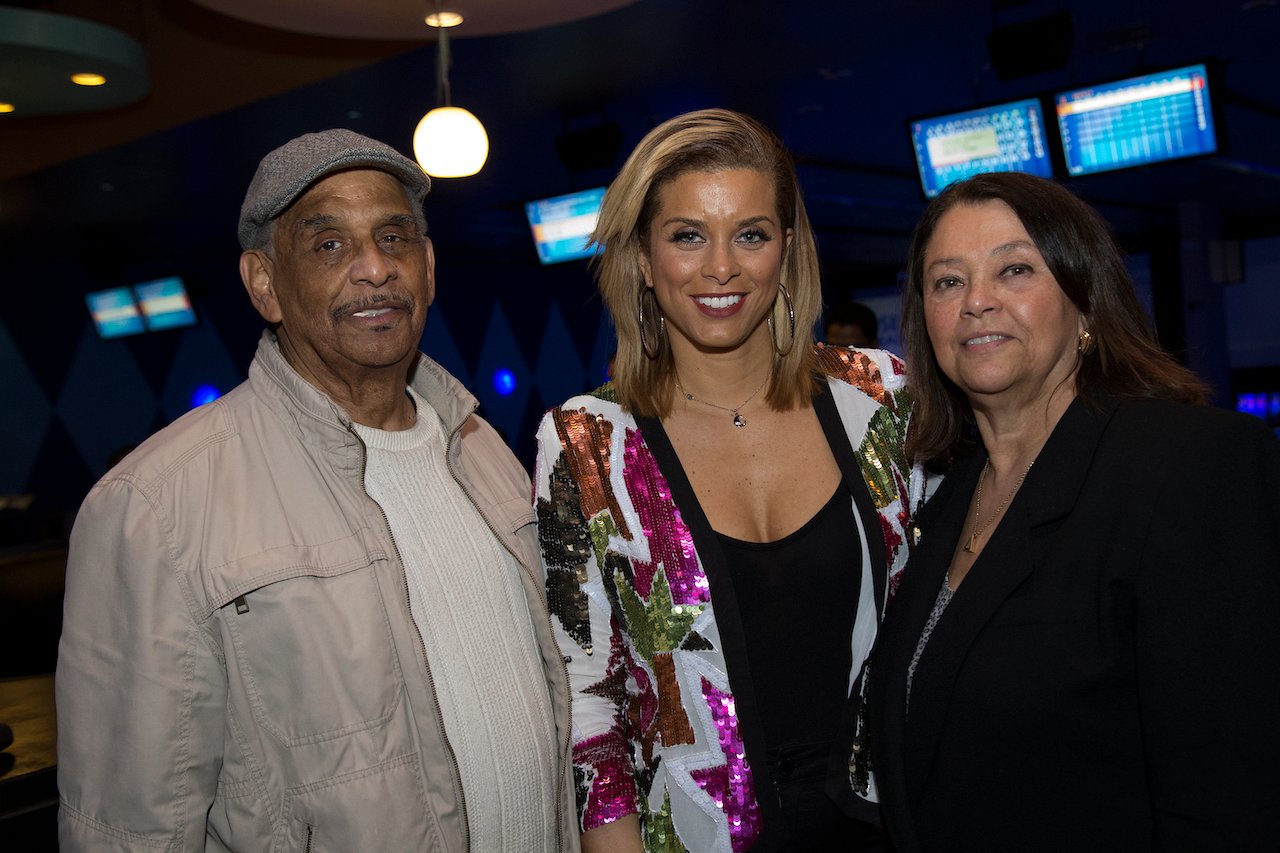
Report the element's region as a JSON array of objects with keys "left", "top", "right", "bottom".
[{"left": 534, "top": 346, "right": 926, "bottom": 851}]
